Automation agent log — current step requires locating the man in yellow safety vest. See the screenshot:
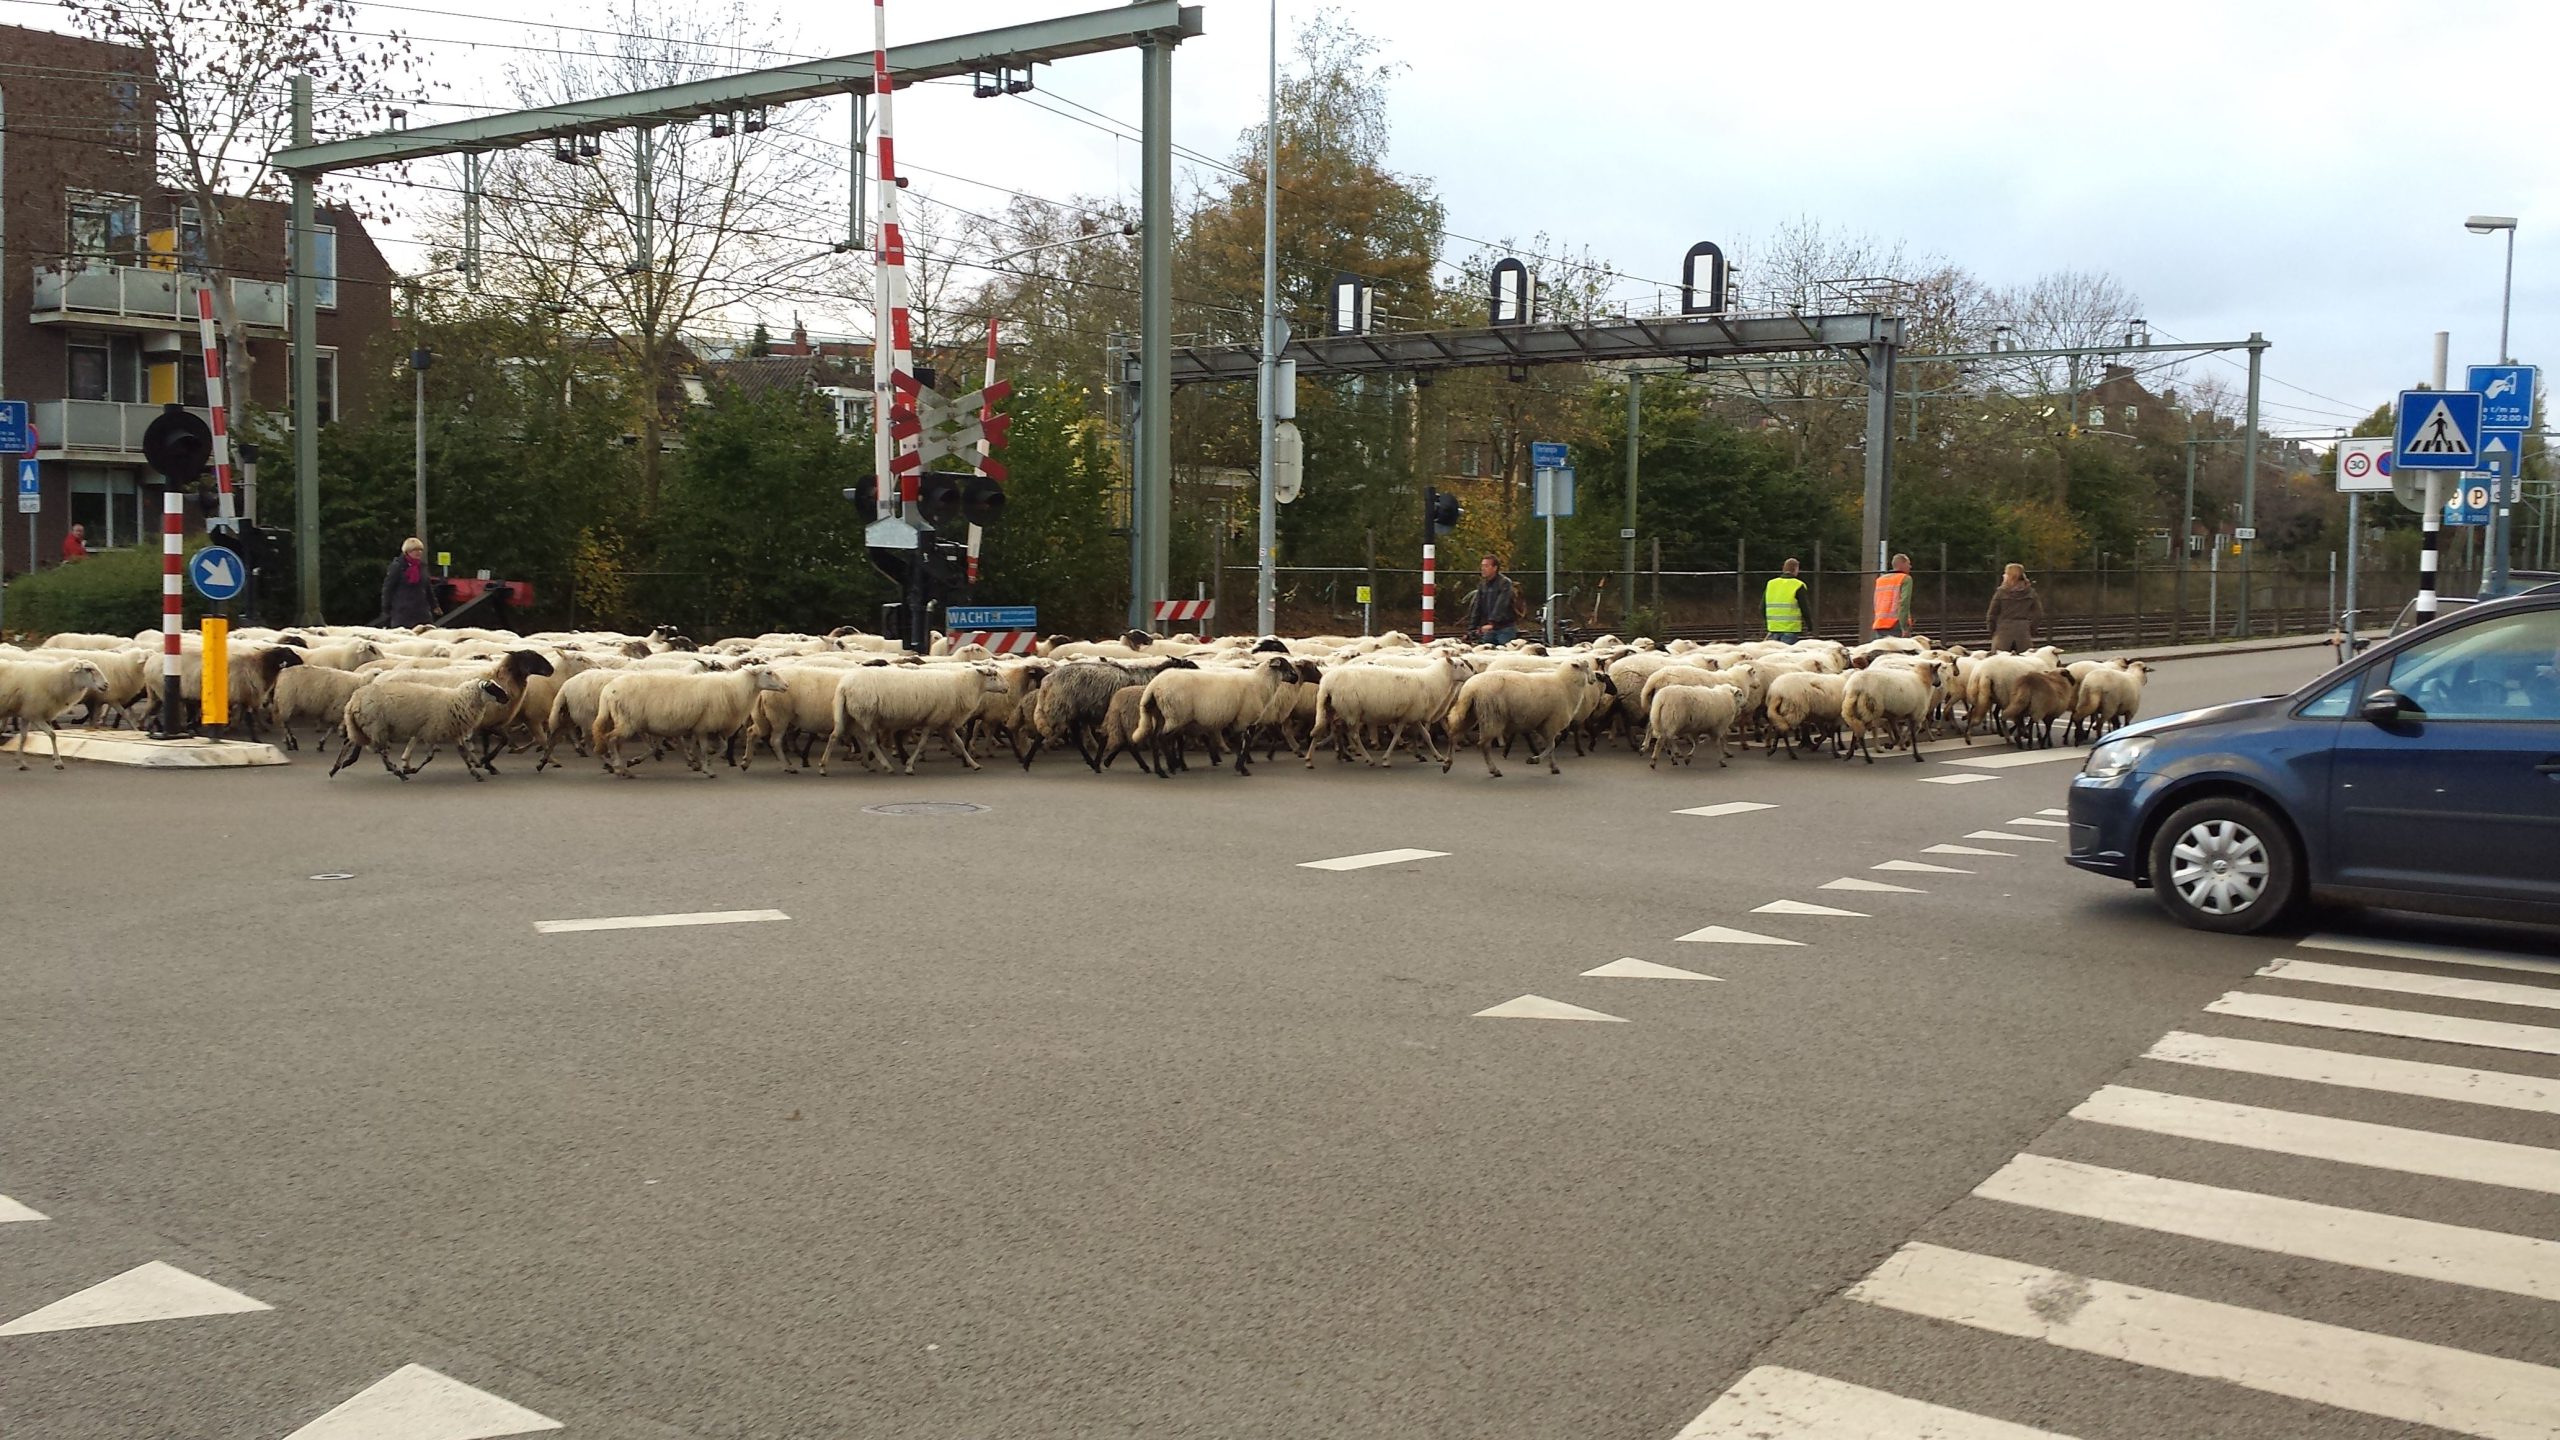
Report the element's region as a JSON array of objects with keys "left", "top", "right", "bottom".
[
  {"left": 1764, "top": 557, "right": 1810, "bottom": 640},
  {"left": 1871, "top": 552, "right": 1913, "bottom": 637}
]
